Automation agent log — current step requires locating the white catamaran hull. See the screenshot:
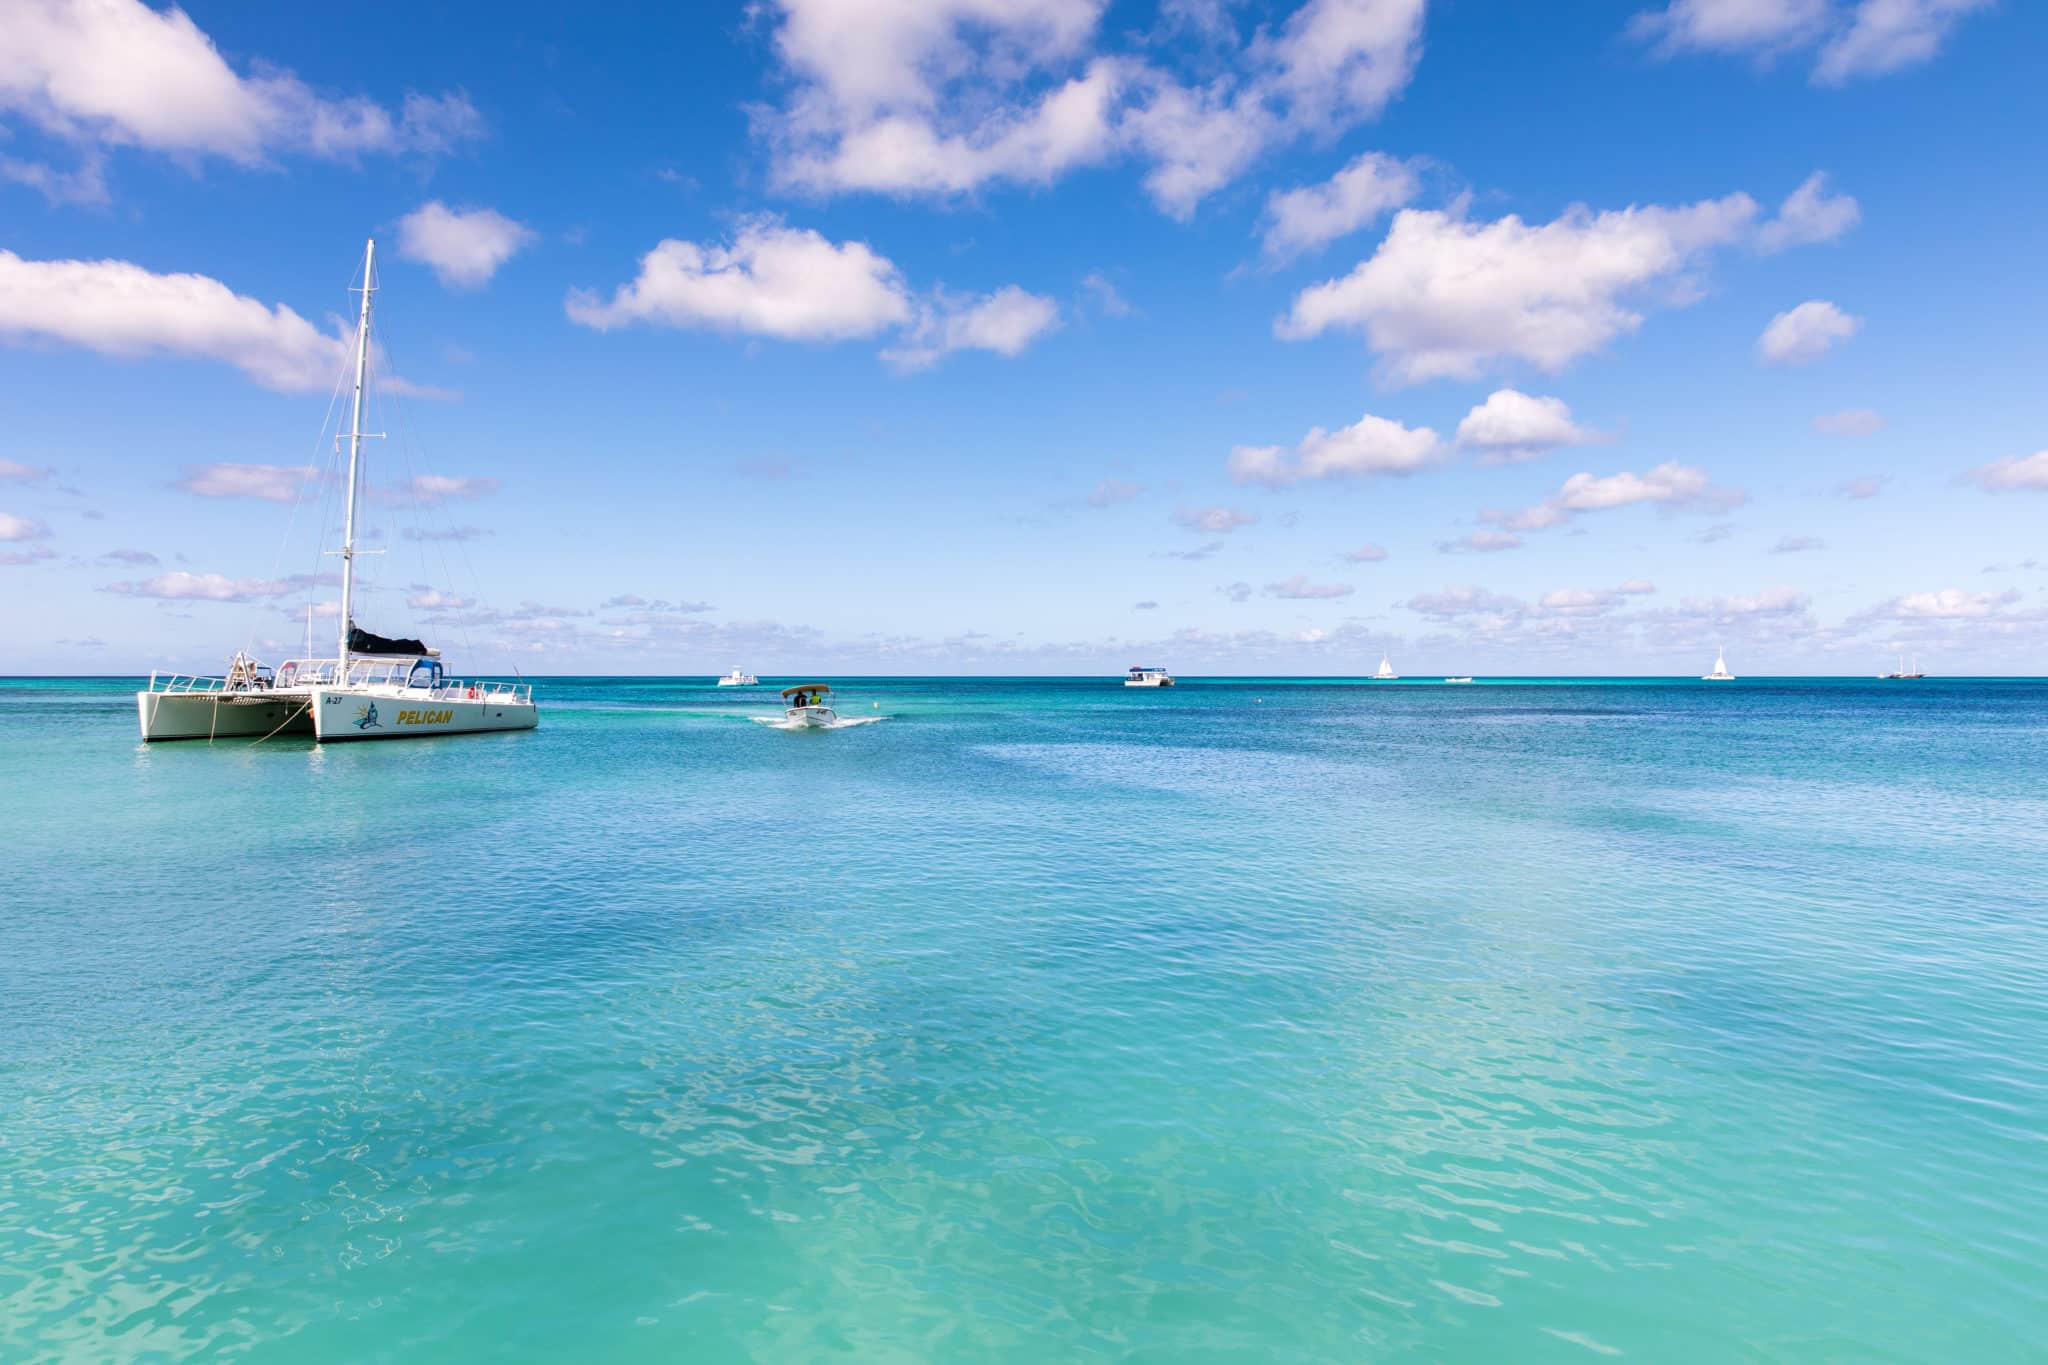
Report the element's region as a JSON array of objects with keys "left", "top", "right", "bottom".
[
  {"left": 308, "top": 688, "right": 538, "bottom": 741},
  {"left": 136, "top": 691, "right": 313, "bottom": 741}
]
